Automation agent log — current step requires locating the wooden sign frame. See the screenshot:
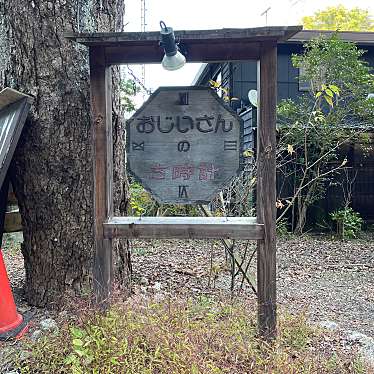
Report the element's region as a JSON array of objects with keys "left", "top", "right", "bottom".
[
  {"left": 126, "top": 86, "right": 244, "bottom": 205},
  {"left": 67, "top": 25, "right": 302, "bottom": 339}
]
